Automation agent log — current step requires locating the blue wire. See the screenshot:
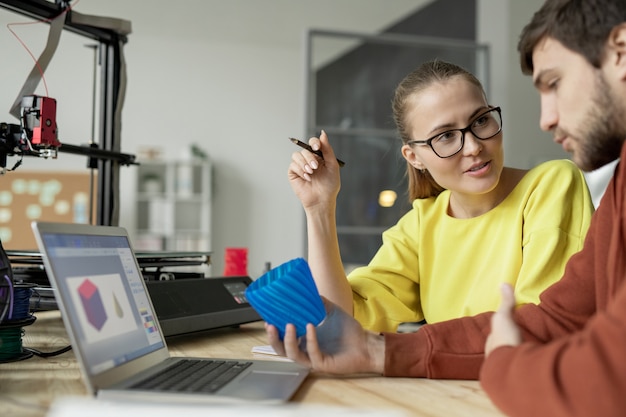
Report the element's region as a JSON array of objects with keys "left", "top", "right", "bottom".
[
  {"left": 11, "top": 286, "right": 32, "bottom": 320},
  {"left": 0, "top": 274, "right": 12, "bottom": 322}
]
